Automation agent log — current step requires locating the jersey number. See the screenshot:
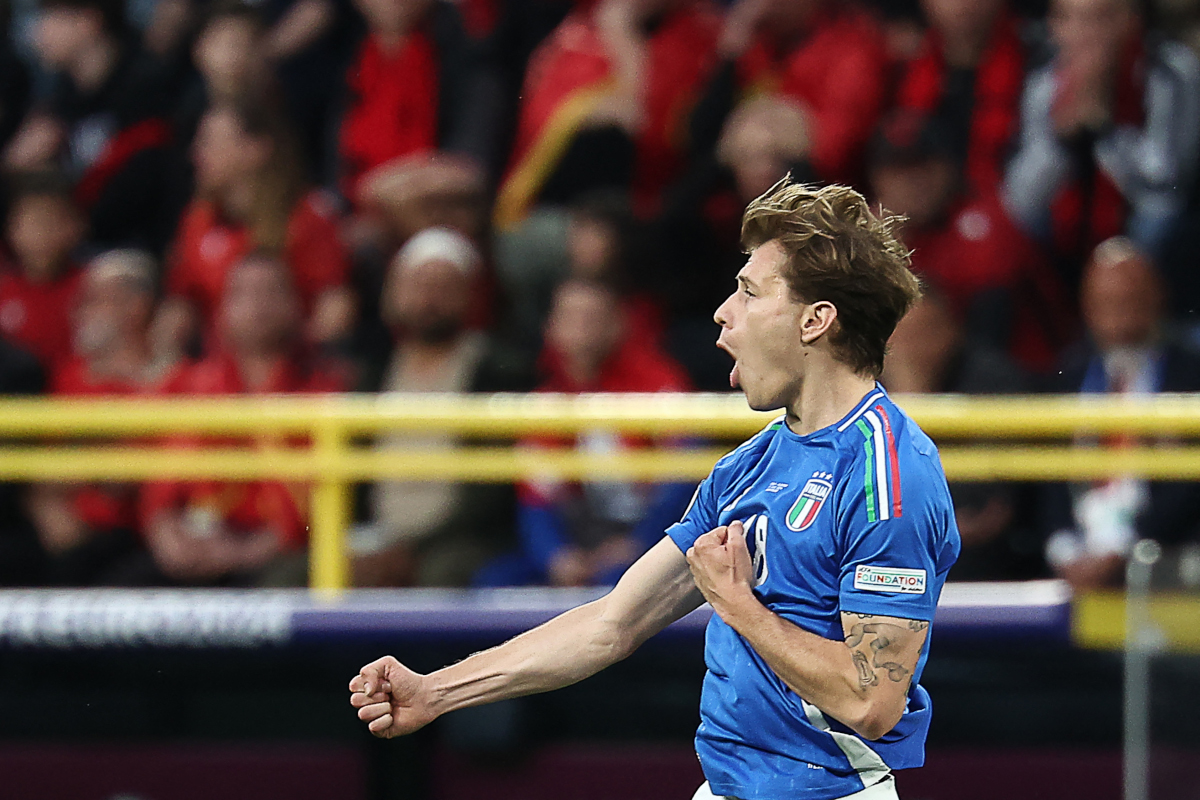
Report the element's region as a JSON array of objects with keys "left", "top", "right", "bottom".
[{"left": 744, "top": 514, "right": 769, "bottom": 587}]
